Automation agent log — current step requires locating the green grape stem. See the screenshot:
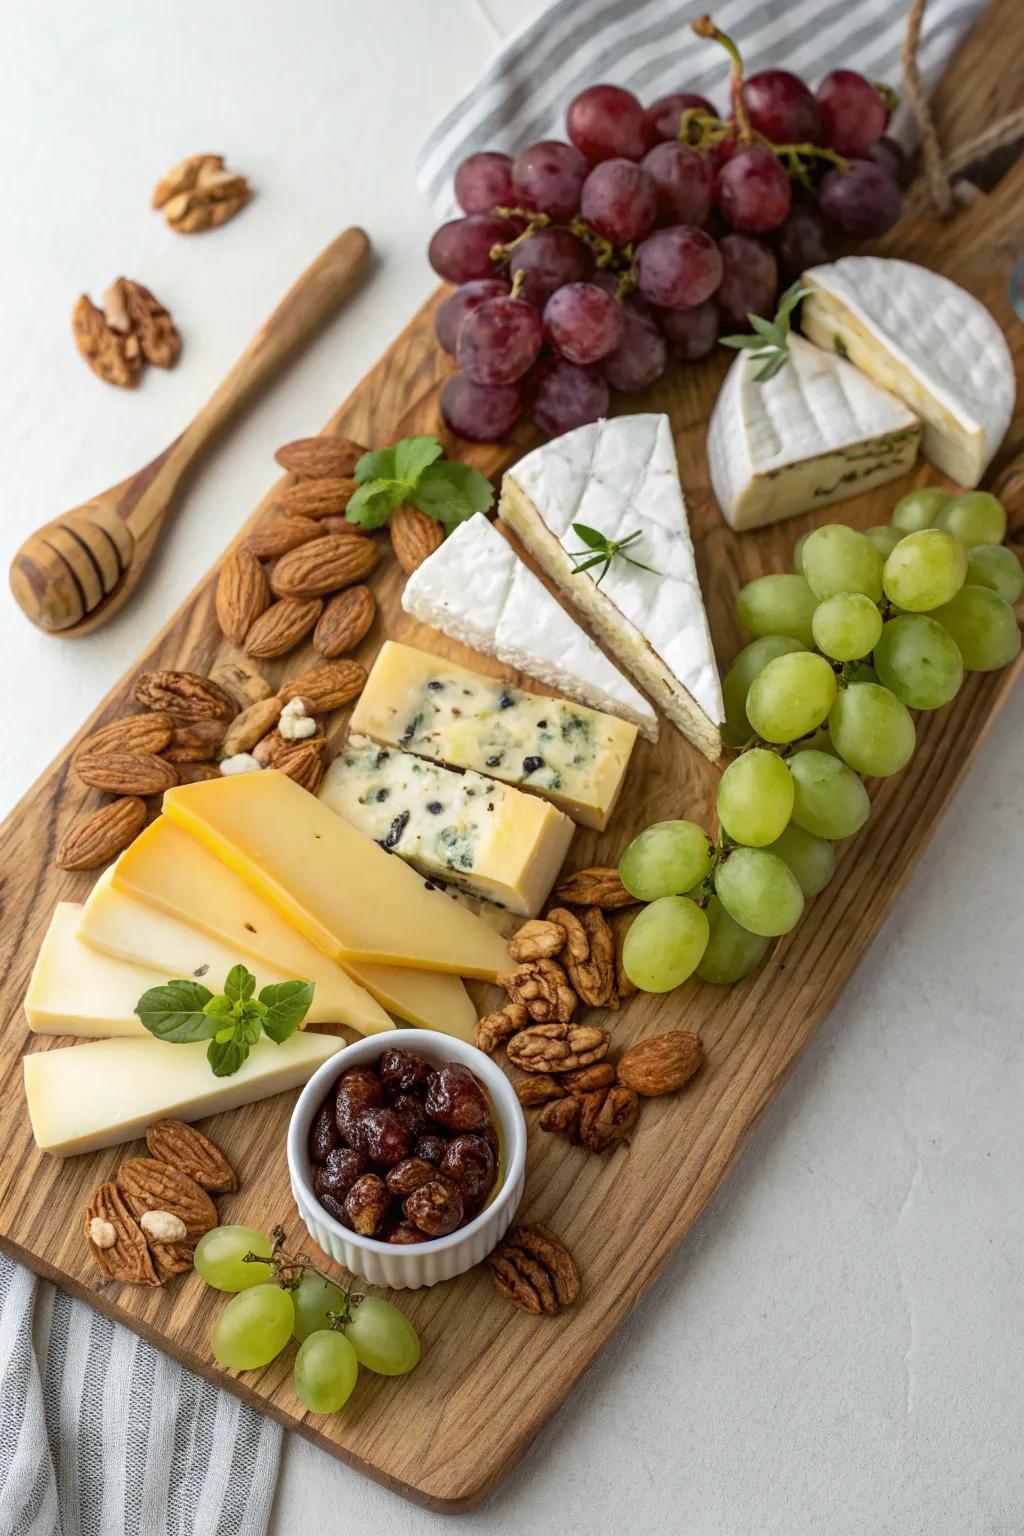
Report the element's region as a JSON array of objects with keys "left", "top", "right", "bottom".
[{"left": 242, "top": 1225, "right": 361, "bottom": 1307}]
